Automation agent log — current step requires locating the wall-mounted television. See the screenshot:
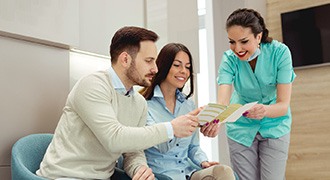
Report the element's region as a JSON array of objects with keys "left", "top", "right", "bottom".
[{"left": 281, "top": 3, "right": 330, "bottom": 68}]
